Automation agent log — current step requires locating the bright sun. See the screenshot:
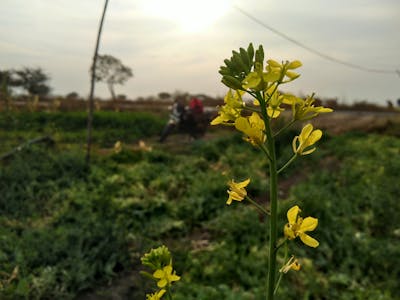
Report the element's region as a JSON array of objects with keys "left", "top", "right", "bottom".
[{"left": 140, "top": 0, "right": 232, "bottom": 33}]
